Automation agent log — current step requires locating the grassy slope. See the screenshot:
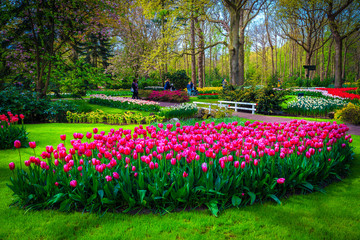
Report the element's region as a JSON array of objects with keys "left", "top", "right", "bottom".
[{"left": 0, "top": 123, "right": 359, "bottom": 240}]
